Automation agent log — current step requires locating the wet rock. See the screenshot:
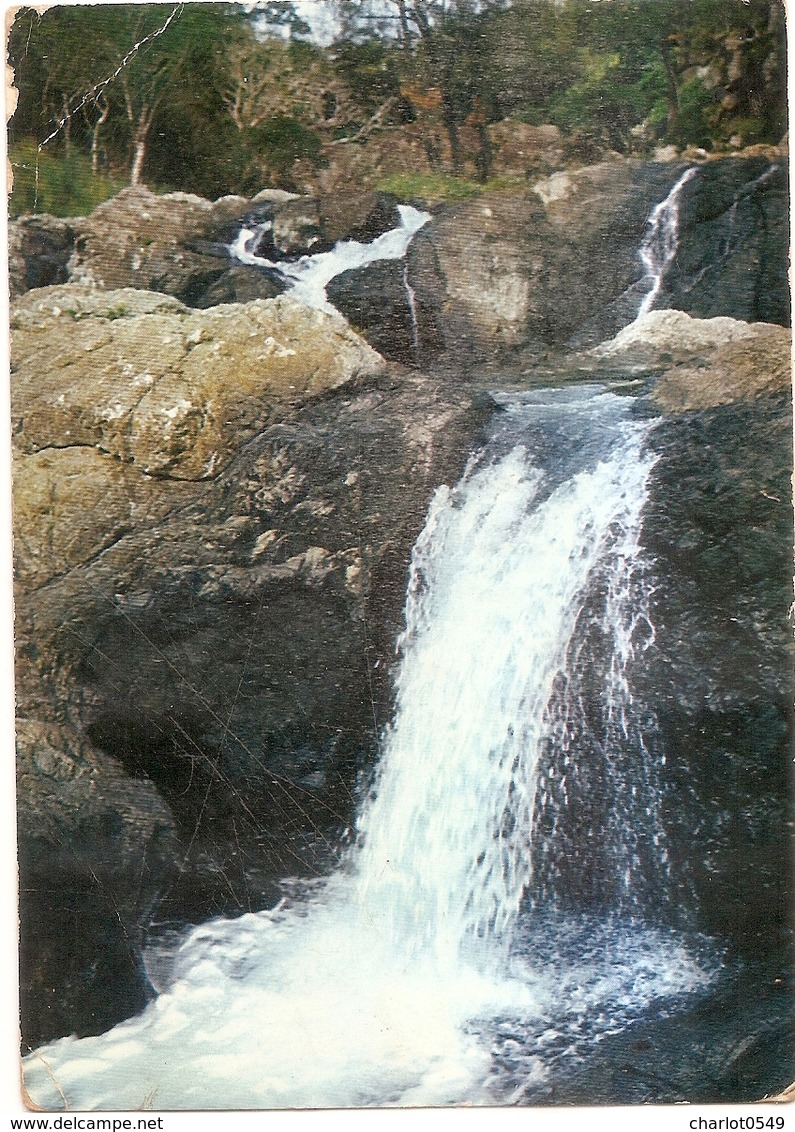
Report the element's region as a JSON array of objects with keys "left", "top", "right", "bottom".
[
  {"left": 191, "top": 265, "right": 285, "bottom": 309},
  {"left": 640, "top": 390, "right": 793, "bottom": 953},
  {"left": 271, "top": 198, "right": 324, "bottom": 257},
  {"left": 593, "top": 309, "right": 791, "bottom": 410},
  {"left": 318, "top": 192, "right": 401, "bottom": 245},
  {"left": 327, "top": 259, "right": 431, "bottom": 366}
]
